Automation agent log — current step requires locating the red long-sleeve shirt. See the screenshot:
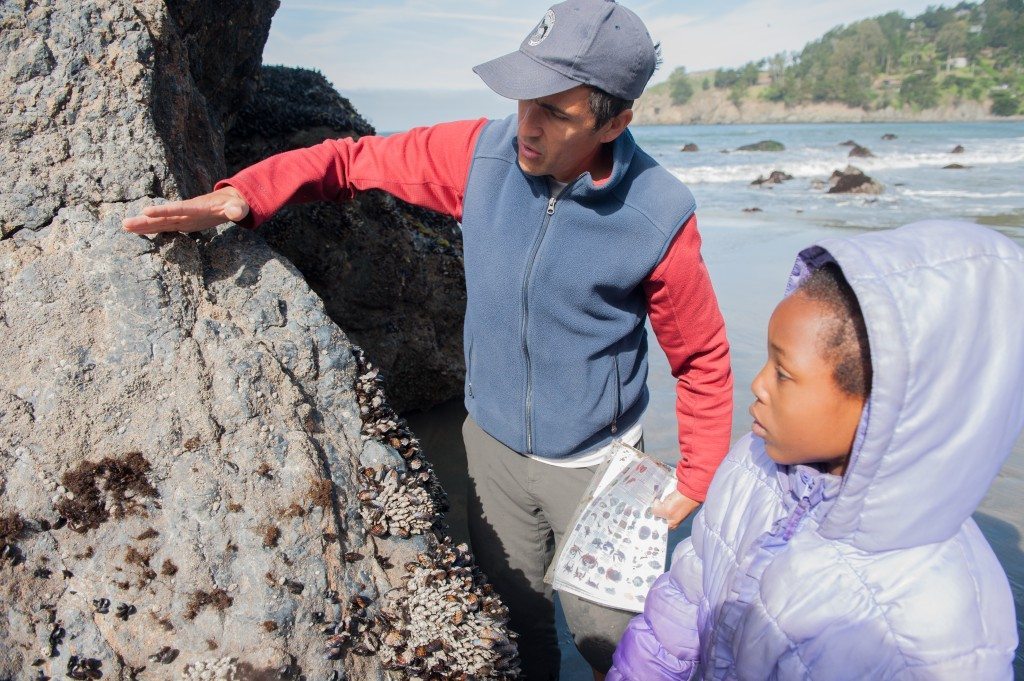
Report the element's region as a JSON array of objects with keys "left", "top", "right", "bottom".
[{"left": 217, "top": 119, "right": 733, "bottom": 501}]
